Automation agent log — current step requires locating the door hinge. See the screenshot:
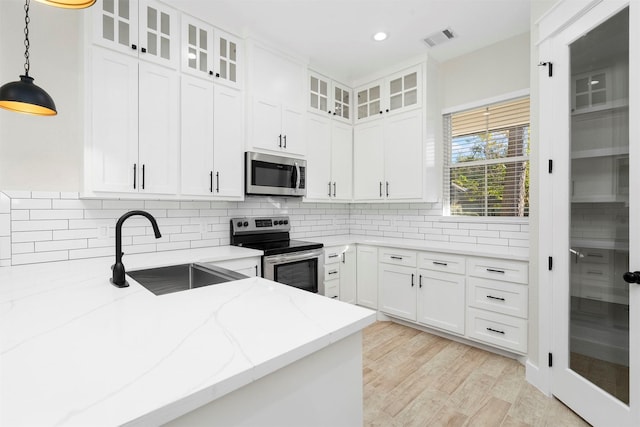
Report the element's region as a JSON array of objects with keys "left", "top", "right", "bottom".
[
  {"left": 548, "top": 159, "right": 553, "bottom": 173},
  {"left": 548, "top": 352, "right": 553, "bottom": 367},
  {"left": 538, "top": 61, "right": 553, "bottom": 77},
  {"left": 548, "top": 256, "right": 553, "bottom": 271}
]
